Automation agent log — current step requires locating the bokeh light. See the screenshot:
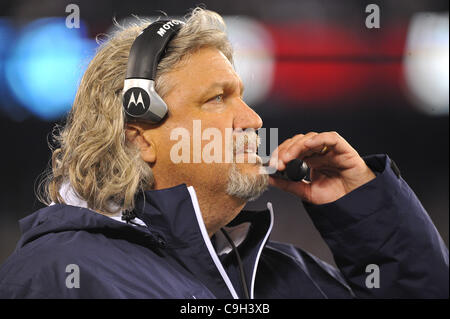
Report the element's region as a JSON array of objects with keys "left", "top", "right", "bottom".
[
  {"left": 404, "top": 12, "right": 449, "bottom": 116},
  {"left": 4, "top": 18, "right": 97, "bottom": 120}
]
